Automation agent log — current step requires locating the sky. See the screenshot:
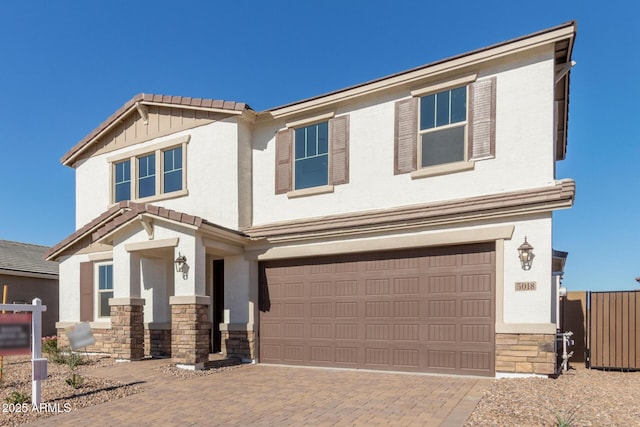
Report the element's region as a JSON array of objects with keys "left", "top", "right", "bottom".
[{"left": 0, "top": 1, "right": 638, "bottom": 292}]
